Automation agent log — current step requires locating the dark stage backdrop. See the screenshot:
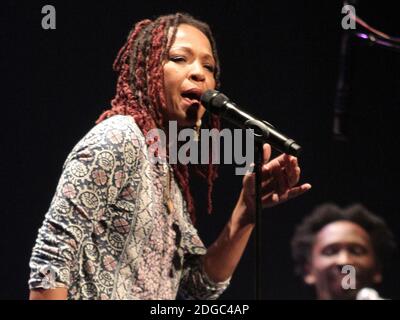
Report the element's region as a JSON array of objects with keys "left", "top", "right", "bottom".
[{"left": 1, "top": 0, "right": 399, "bottom": 299}]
